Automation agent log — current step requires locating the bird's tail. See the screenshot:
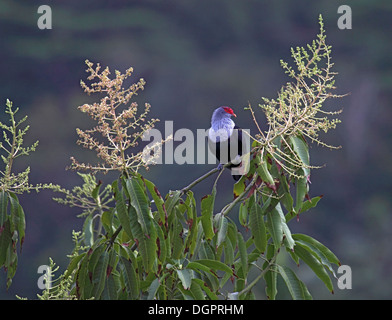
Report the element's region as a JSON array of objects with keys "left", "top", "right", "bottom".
[
  {"left": 230, "top": 162, "right": 242, "bottom": 181},
  {"left": 232, "top": 174, "right": 242, "bottom": 181}
]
